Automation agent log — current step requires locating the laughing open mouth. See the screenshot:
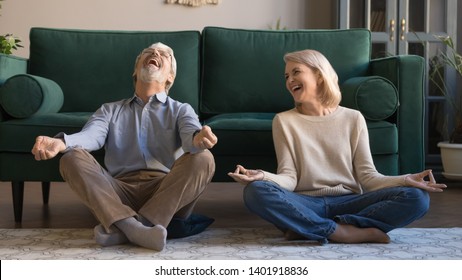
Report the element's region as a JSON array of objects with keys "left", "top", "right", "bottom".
[
  {"left": 291, "top": 84, "right": 302, "bottom": 93},
  {"left": 146, "top": 57, "right": 161, "bottom": 68}
]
